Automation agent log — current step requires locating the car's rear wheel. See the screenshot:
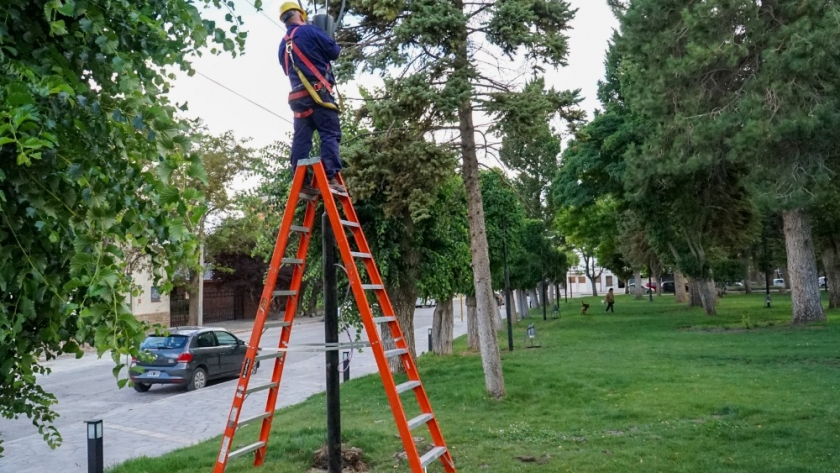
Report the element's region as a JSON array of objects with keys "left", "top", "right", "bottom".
[
  {"left": 187, "top": 367, "right": 207, "bottom": 391},
  {"left": 133, "top": 382, "right": 151, "bottom": 393}
]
